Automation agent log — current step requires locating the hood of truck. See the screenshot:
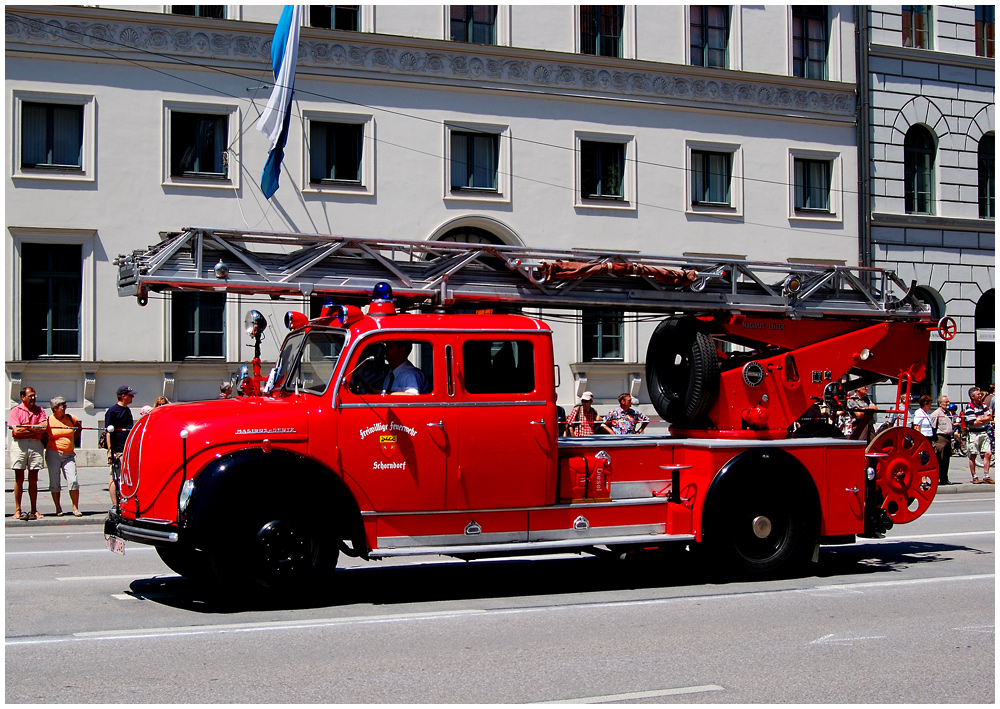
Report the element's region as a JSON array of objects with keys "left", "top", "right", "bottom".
[{"left": 119, "top": 397, "right": 310, "bottom": 521}]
